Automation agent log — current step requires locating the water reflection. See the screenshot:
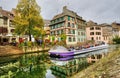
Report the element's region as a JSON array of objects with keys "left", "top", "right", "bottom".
[
  {"left": 0, "top": 53, "right": 49, "bottom": 78},
  {"left": 0, "top": 45, "right": 119, "bottom": 78},
  {"left": 50, "top": 58, "right": 89, "bottom": 78},
  {"left": 49, "top": 45, "right": 115, "bottom": 78}
]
